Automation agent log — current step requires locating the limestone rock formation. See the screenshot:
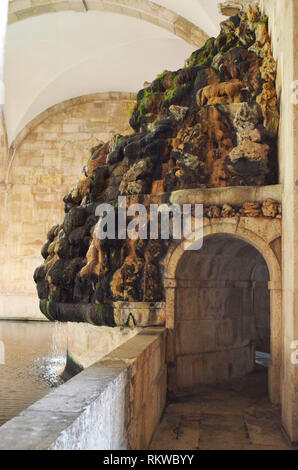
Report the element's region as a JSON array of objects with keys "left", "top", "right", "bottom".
[{"left": 34, "top": 5, "right": 280, "bottom": 323}]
